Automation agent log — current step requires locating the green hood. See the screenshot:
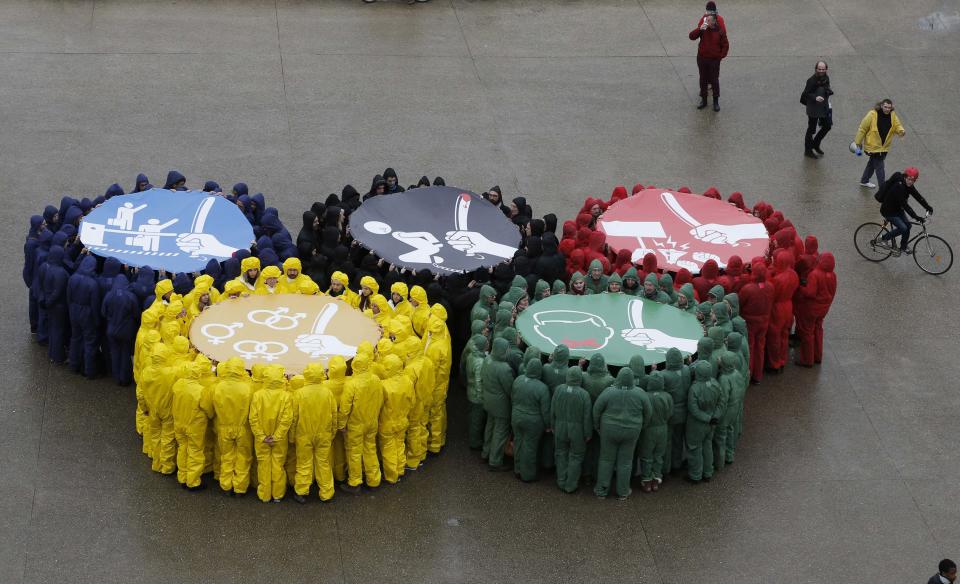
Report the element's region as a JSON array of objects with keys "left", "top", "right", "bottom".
[
  {"left": 470, "top": 304, "right": 490, "bottom": 324},
  {"left": 551, "top": 280, "right": 566, "bottom": 295},
  {"left": 720, "top": 352, "right": 737, "bottom": 374},
  {"left": 490, "top": 337, "right": 508, "bottom": 361},
  {"left": 708, "top": 284, "right": 725, "bottom": 303},
  {"left": 707, "top": 326, "right": 725, "bottom": 348},
  {"left": 480, "top": 284, "right": 497, "bottom": 304},
  {"left": 551, "top": 344, "right": 570, "bottom": 363},
  {"left": 523, "top": 346, "right": 542, "bottom": 367},
  {"left": 511, "top": 275, "right": 528, "bottom": 292},
  {"left": 628, "top": 354, "right": 647, "bottom": 379},
  {"left": 696, "top": 336, "right": 714, "bottom": 360},
  {"left": 588, "top": 259, "right": 603, "bottom": 274},
  {"left": 471, "top": 319, "right": 486, "bottom": 336},
  {"left": 679, "top": 283, "right": 696, "bottom": 307},
  {"left": 501, "top": 326, "right": 519, "bottom": 347},
  {"left": 471, "top": 334, "right": 488, "bottom": 352},
  {"left": 646, "top": 371, "right": 664, "bottom": 392},
  {"left": 725, "top": 332, "right": 743, "bottom": 353},
  {"left": 665, "top": 347, "right": 684, "bottom": 370},
  {"left": 503, "top": 287, "right": 525, "bottom": 307},
  {"left": 694, "top": 360, "right": 713, "bottom": 381},
  {"left": 534, "top": 279, "right": 551, "bottom": 301},
  {"left": 724, "top": 292, "right": 740, "bottom": 317},
  {"left": 525, "top": 359, "right": 543, "bottom": 380},
  {"left": 587, "top": 354, "right": 608, "bottom": 374},
  {"left": 697, "top": 302, "right": 713, "bottom": 318},
  {"left": 607, "top": 272, "right": 622, "bottom": 287},
  {"left": 565, "top": 366, "right": 583, "bottom": 386},
  {"left": 570, "top": 271, "right": 586, "bottom": 285},
  {"left": 615, "top": 367, "right": 634, "bottom": 389},
  {"left": 712, "top": 302, "right": 731, "bottom": 326},
  {"left": 644, "top": 272, "right": 659, "bottom": 286}
]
